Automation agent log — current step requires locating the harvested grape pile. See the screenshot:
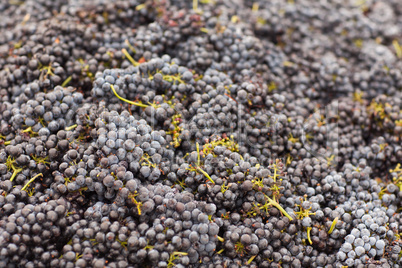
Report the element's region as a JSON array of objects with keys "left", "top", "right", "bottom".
[{"left": 1, "top": 0, "right": 402, "bottom": 267}]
